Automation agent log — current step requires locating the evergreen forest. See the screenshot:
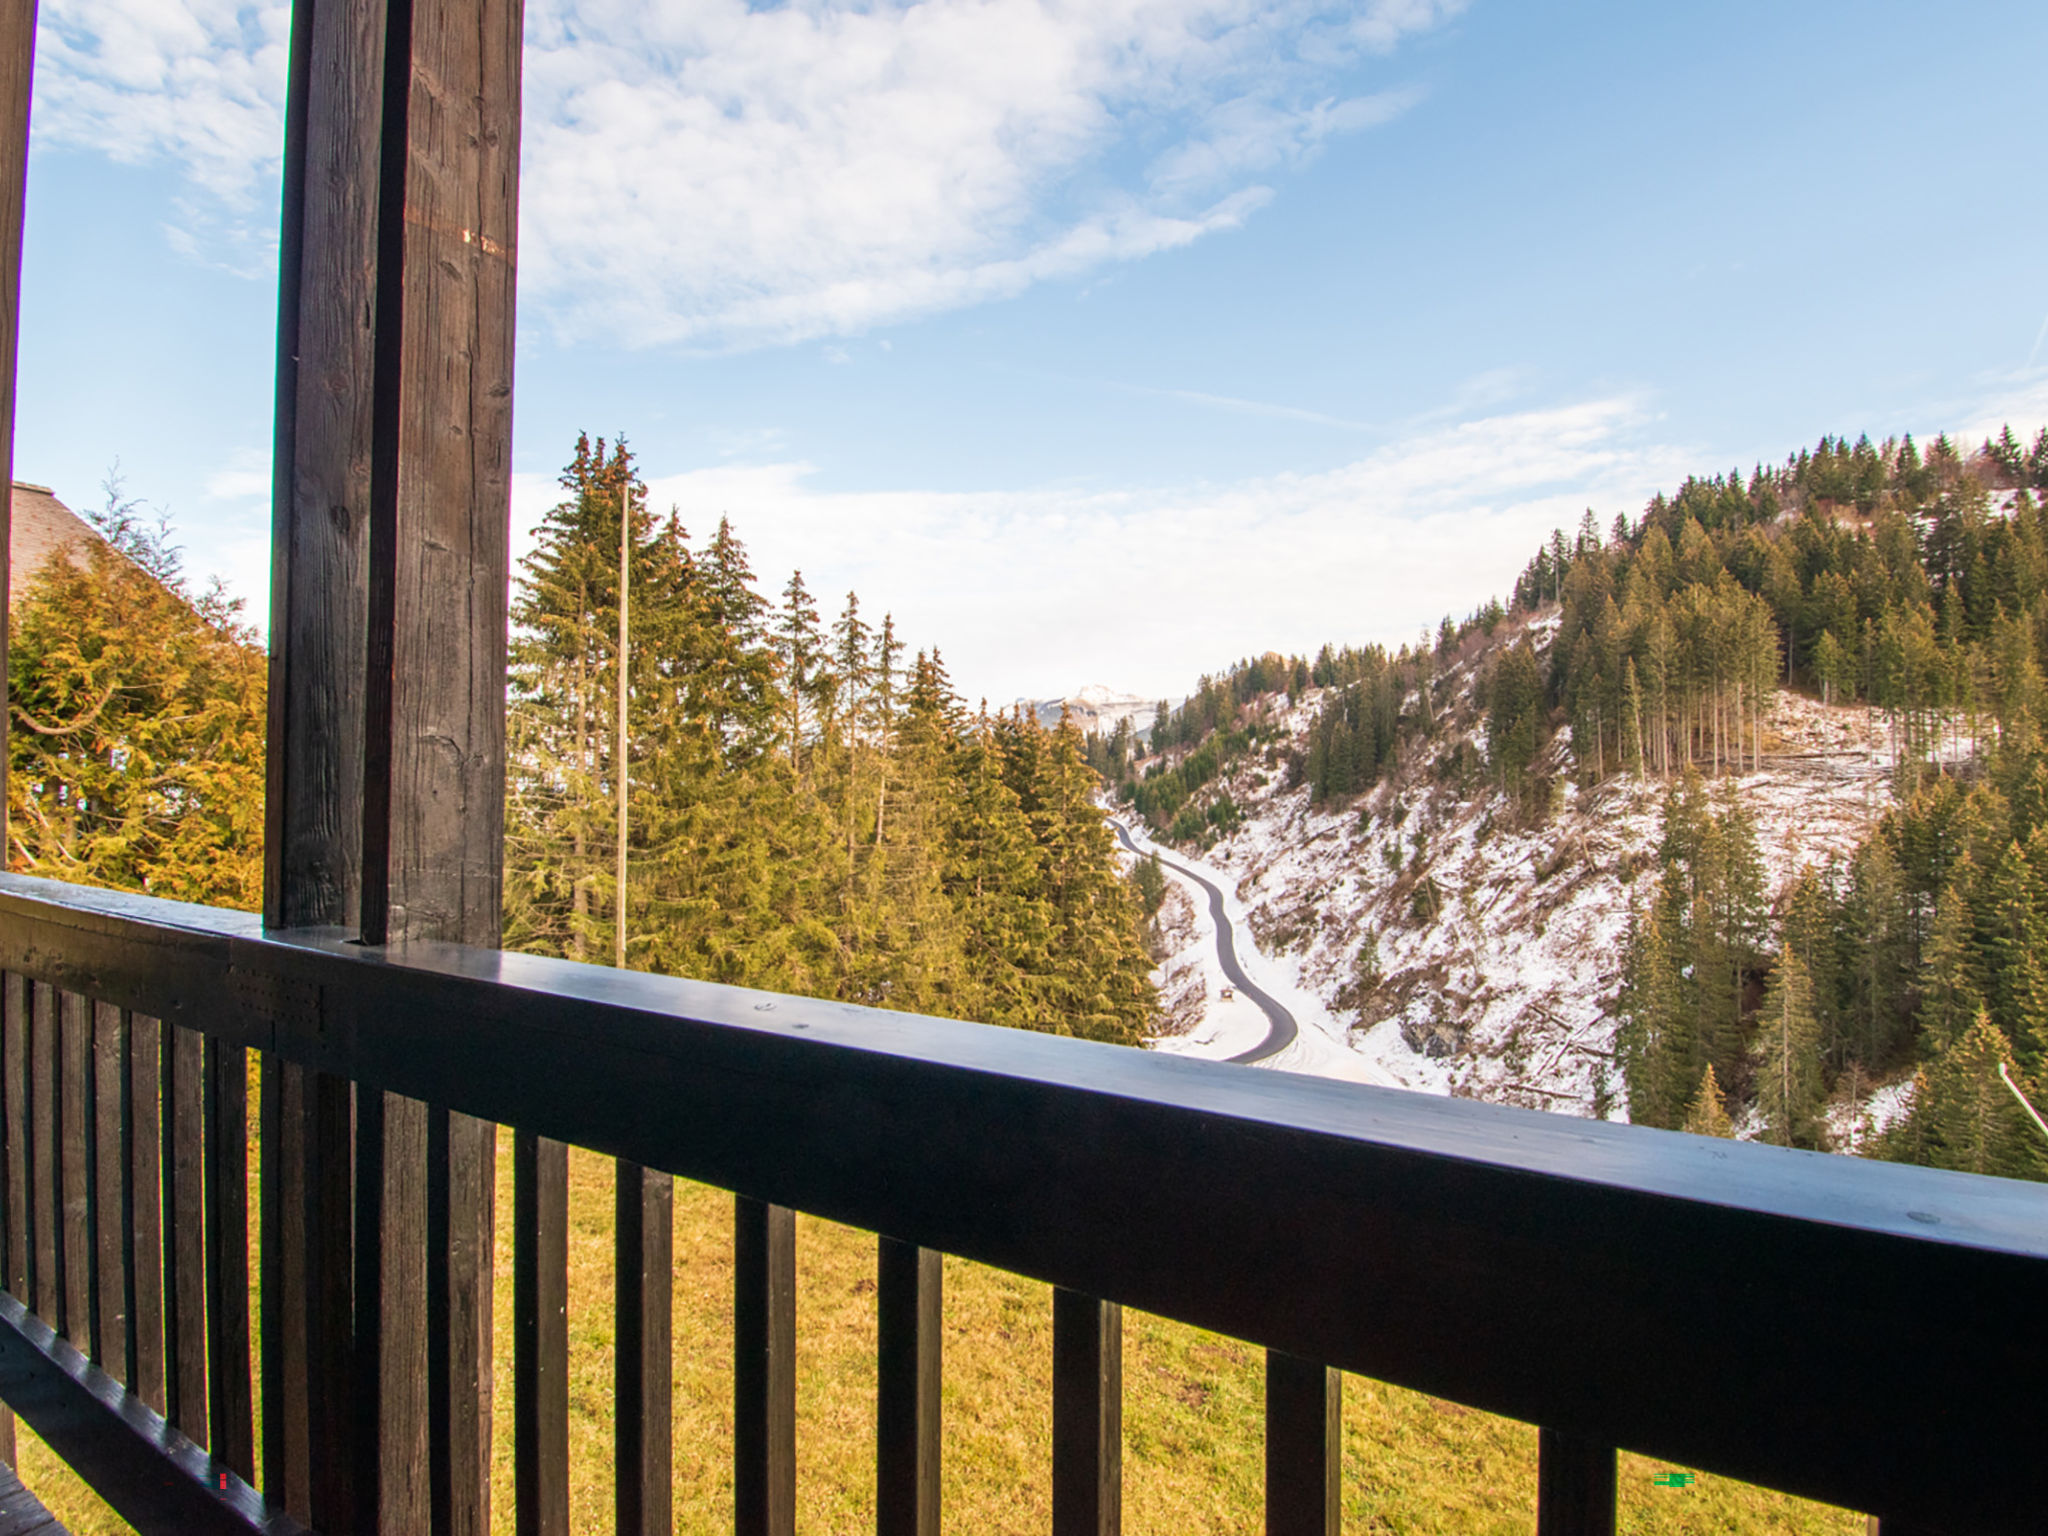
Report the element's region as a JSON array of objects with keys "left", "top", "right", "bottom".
[
  {"left": 1104, "top": 426, "right": 2048, "bottom": 1181},
  {"left": 5, "top": 442, "right": 1156, "bottom": 1047},
  {"left": 503, "top": 435, "right": 1154, "bottom": 1043}
]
